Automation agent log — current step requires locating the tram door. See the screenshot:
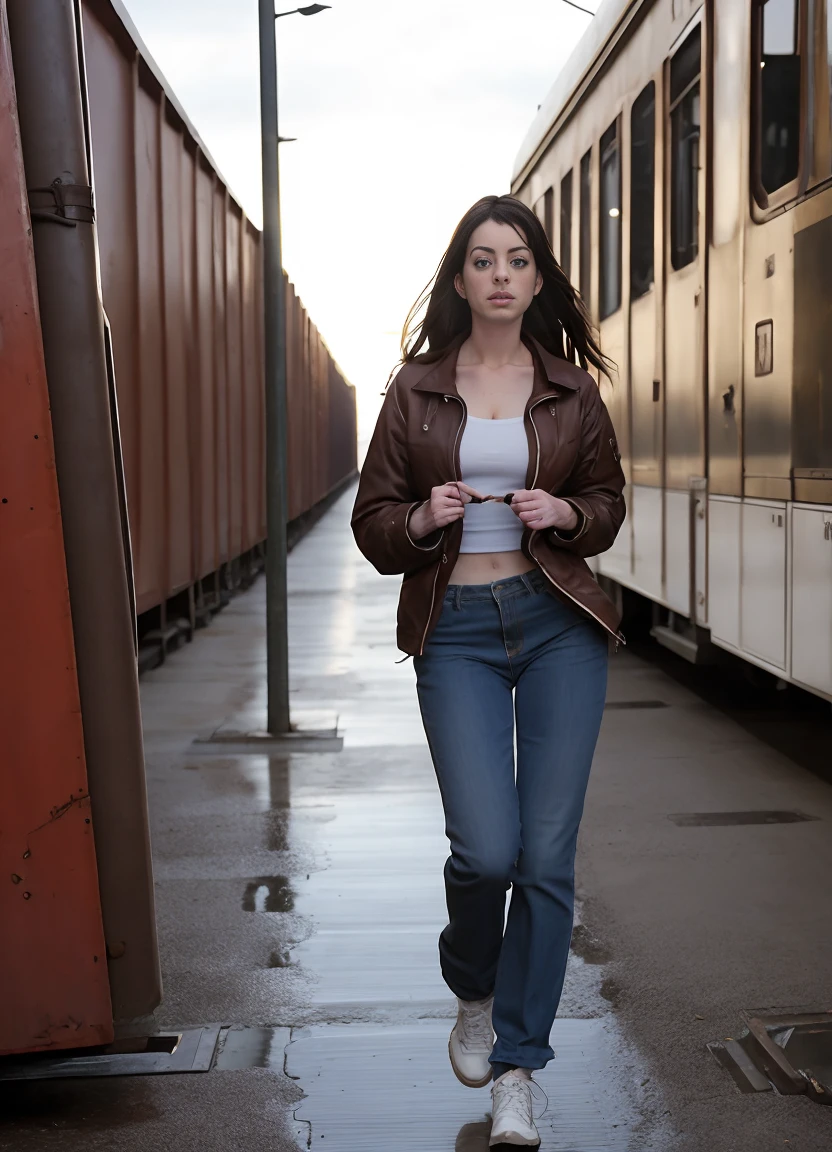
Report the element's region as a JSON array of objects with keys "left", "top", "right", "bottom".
[
  {"left": 662, "top": 17, "right": 709, "bottom": 619},
  {"left": 628, "top": 80, "right": 663, "bottom": 601}
]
